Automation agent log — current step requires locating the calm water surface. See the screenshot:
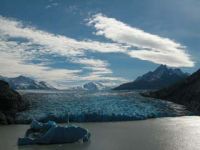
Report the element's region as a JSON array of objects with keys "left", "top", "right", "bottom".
[{"left": 1, "top": 116, "right": 200, "bottom": 150}]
